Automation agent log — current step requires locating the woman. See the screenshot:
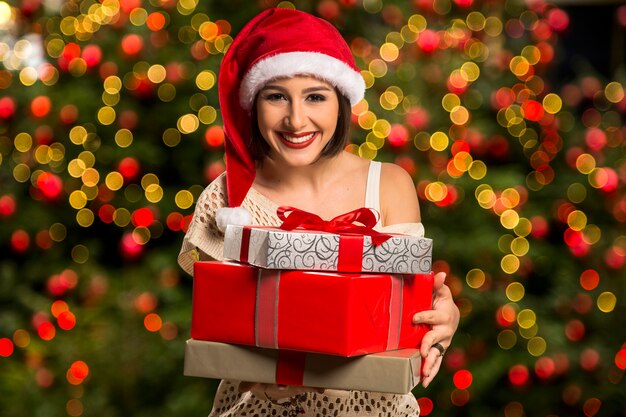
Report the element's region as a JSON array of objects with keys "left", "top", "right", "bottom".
[{"left": 179, "top": 8, "right": 459, "bottom": 417}]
